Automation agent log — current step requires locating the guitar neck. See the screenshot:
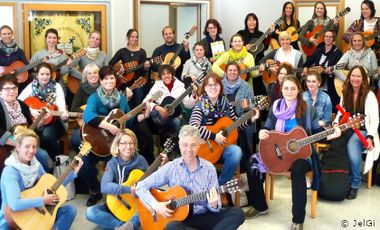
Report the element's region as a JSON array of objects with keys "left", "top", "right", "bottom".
[
  {"left": 17, "top": 58, "right": 45, "bottom": 74},
  {"left": 139, "top": 148, "right": 168, "bottom": 182},
  {"left": 250, "top": 28, "right": 271, "bottom": 46},
  {"left": 50, "top": 111, "right": 82, "bottom": 117},
  {"left": 29, "top": 108, "right": 47, "bottom": 130},
  {"left": 241, "top": 65, "right": 260, "bottom": 74},
  {"left": 117, "top": 102, "right": 146, "bottom": 126},
  {"left": 297, "top": 123, "right": 352, "bottom": 147},
  {"left": 169, "top": 44, "right": 184, "bottom": 65},
  {"left": 169, "top": 85, "right": 194, "bottom": 110},
  {"left": 366, "top": 31, "right": 380, "bottom": 41},
  {"left": 225, "top": 106, "right": 258, "bottom": 135},
  {"left": 51, "top": 153, "right": 84, "bottom": 191},
  {"left": 173, "top": 186, "right": 225, "bottom": 209},
  {"left": 124, "top": 62, "right": 145, "bottom": 75}
]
